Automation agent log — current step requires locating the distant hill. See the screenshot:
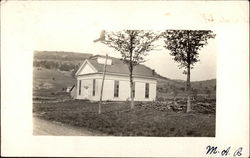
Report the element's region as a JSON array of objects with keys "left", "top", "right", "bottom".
[
  {"left": 34, "top": 50, "right": 93, "bottom": 61},
  {"left": 33, "top": 51, "right": 216, "bottom": 98},
  {"left": 33, "top": 51, "right": 94, "bottom": 72}
]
